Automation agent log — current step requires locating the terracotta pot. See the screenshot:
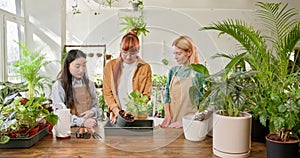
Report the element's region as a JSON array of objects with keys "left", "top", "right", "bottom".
[
  {"left": 38, "top": 123, "right": 46, "bottom": 131},
  {"left": 29, "top": 126, "right": 40, "bottom": 137},
  {"left": 45, "top": 120, "right": 53, "bottom": 134},
  {"left": 265, "top": 133, "right": 299, "bottom": 158},
  {"left": 134, "top": 114, "right": 148, "bottom": 120},
  {"left": 105, "top": 55, "right": 112, "bottom": 60}
]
